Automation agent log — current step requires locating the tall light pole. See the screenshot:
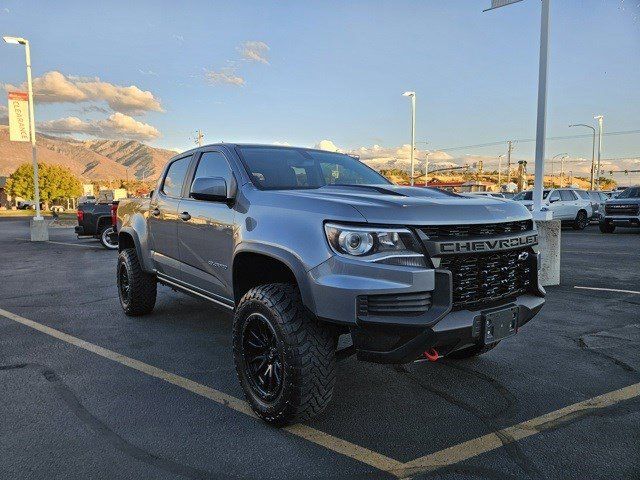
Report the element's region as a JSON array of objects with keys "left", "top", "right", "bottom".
[
  {"left": 402, "top": 91, "right": 416, "bottom": 186},
  {"left": 497, "top": 154, "right": 505, "bottom": 190},
  {"left": 424, "top": 150, "right": 430, "bottom": 186},
  {"left": 3, "top": 35, "right": 43, "bottom": 222},
  {"left": 551, "top": 153, "right": 567, "bottom": 187},
  {"left": 569, "top": 123, "right": 596, "bottom": 190},
  {"left": 594, "top": 115, "right": 604, "bottom": 190}
]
